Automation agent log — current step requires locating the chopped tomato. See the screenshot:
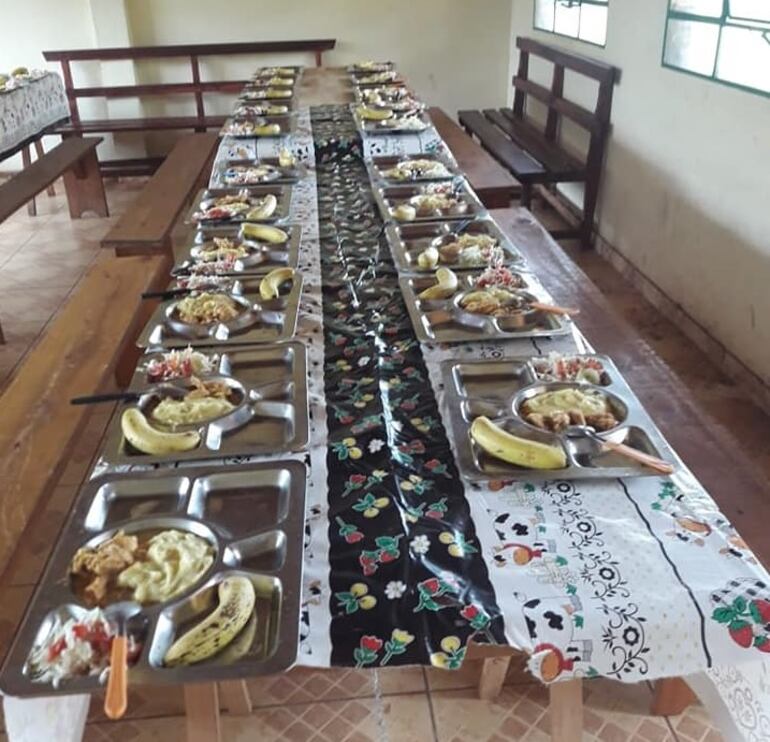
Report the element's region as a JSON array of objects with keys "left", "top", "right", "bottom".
[{"left": 47, "top": 637, "right": 67, "bottom": 662}]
